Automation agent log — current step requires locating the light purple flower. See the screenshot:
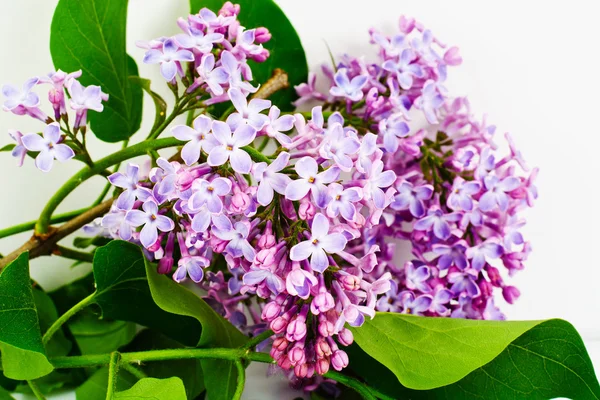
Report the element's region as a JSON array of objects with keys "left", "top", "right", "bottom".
[
  {"left": 101, "top": 206, "right": 133, "bottom": 241},
  {"left": 244, "top": 268, "right": 285, "bottom": 295},
  {"left": 290, "top": 213, "right": 348, "bottom": 273},
  {"left": 67, "top": 80, "right": 109, "bottom": 128},
  {"left": 326, "top": 183, "right": 363, "bottom": 222},
  {"left": 188, "top": 177, "right": 232, "bottom": 213},
  {"left": 21, "top": 123, "right": 74, "bottom": 172},
  {"left": 356, "top": 132, "right": 378, "bottom": 174},
  {"left": 380, "top": 113, "right": 410, "bottom": 153},
  {"left": 293, "top": 72, "right": 326, "bottom": 106},
  {"left": 143, "top": 39, "right": 194, "bottom": 81},
  {"left": 2, "top": 77, "right": 40, "bottom": 113},
  {"left": 226, "top": 88, "right": 270, "bottom": 130},
  {"left": 447, "top": 177, "right": 481, "bottom": 211},
  {"left": 235, "top": 29, "right": 265, "bottom": 57},
  {"left": 171, "top": 115, "right": 216, "bottom": 165},
  {"left": 505, "top": 132, "right": 528, "bottom": 171},
  {"left": 264, "top": 106, "right": 295, "bottom": 146},
  {"left": 363, "top": 160, "right": 397, "bottom": 209},
  {"left": 174, "top": 27, "right": 223, "bottom": 53},
  {"left": 174, "top": 255, "right": 209, "bottom": 283},
  {"left": 413, "top": 208, "right": 461, "bottom": 240},
  {"left": 8, "top": 130, "right": 26, "bottom": 167},
  {"left": 220, "top": 51, "right": 257, "bottom": 94},
  {"left": 404, "top": 261, "right": 431, "bottom": 293},
  {"left": 329, "top": 68, "right": 368, "bottom": 102},
  {"left": 190, "top": 205, "right": 223, "bottom": 233},
  {"left": 253, "top": 152, "right": 291, "bottom": 206},
  {"left": 286, "top": 268, "right": 318, "bottom": 299},
  {"left": 399, "top": 291, "right": 432, "bottom": 315},
  {"left": 190, "top": 8, "right": 235, "bottom": 29},
  {"left": 448, "top": 269, "right": 480, "bottom": 297},
  {"left": 319, "top": 124, "right": 360, "bottom": 172},
  {"left": 382, "top": 48, "right": 423, "bottom": 89},
  {"left": 431, "top": 288, "right": 453, "bottom": 316},
  {"left": 390, "top": 181, "right": 433, "bottom": 218},
  {"left": 414, "top": 80, "right": 444, "bottom": 124},
  {"left": 479, "top": 175, "right": 520, "bottom": 212},
  {"left": 475, "top": 147, "right": 495, "bottom": 179},
  {"left": 285, "top": 157, "right": 340, "bottom": 208},
  {"left": 371, "top": 31, "right": 406, "bottom": 57},
  {"left": 432, "top": 241, "right": 468, "bottom": 270},
  {"left": 482, "top": 298, "right": 505, "bottom": 320},
  {"left": 207, "top": 120, "right": 256, "bottom": 174},
  {"left": 212, "top": 218, "right": 256, "bottom": 261},
  {"left": 466, "top": 240, "right": 504, "bottom": 271},
  {"left": 125, "top": 200, "right": 175, "bottom": 248},
  {"left": 108, "top": 163, "right": 153, "bottom": 210},
  {"left": 195, "top": 53, "right": 229, "bottom": 96}
]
